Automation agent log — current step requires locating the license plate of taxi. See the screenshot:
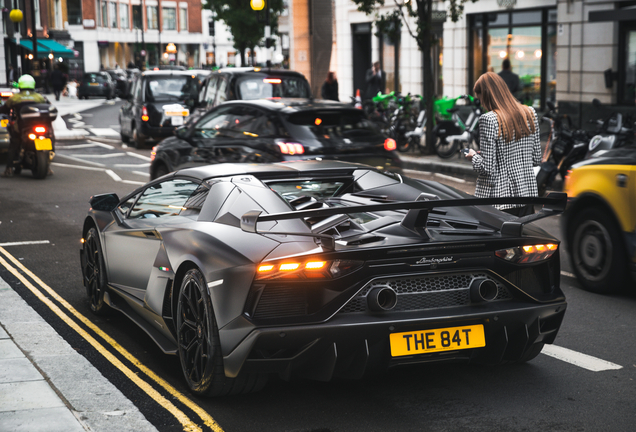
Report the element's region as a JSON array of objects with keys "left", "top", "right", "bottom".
[
  {"left": 389, "top": 324, "right": 485, "bottom": 357},
  {"left": 171, "top": 116, "right": 184, "bottom": 126},
  {"left": 0, "top": 119, "right": 8, "bottom": 128},
  {"left": 34, "top": 138, "right": 52, "bottom": 151}
]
